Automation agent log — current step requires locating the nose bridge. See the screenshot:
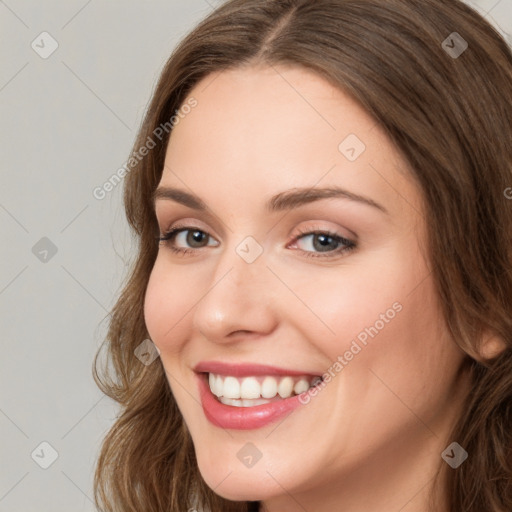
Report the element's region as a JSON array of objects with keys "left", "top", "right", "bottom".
[
  {"left": 192, "top": 239, "right": 277, "bottom": 340},
  {"left": 212, "top": 234, "right": 271, "bottom": 294}
]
